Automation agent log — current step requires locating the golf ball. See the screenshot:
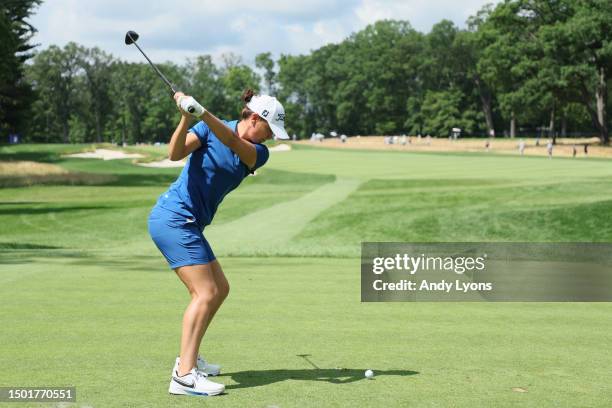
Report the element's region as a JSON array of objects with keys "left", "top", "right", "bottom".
[{"left": 365, "top": 369, "right": 374, "bottom": 379}]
